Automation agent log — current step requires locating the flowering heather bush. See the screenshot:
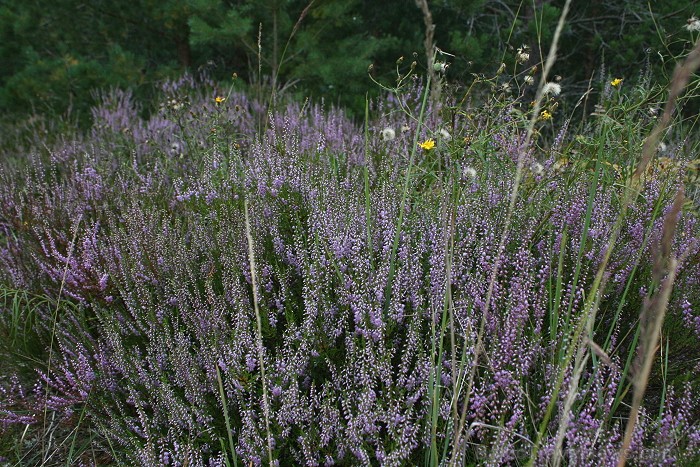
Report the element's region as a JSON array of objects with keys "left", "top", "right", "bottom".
[{"left": 1, "top": 69, "right": 700, "bottom": 466}]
